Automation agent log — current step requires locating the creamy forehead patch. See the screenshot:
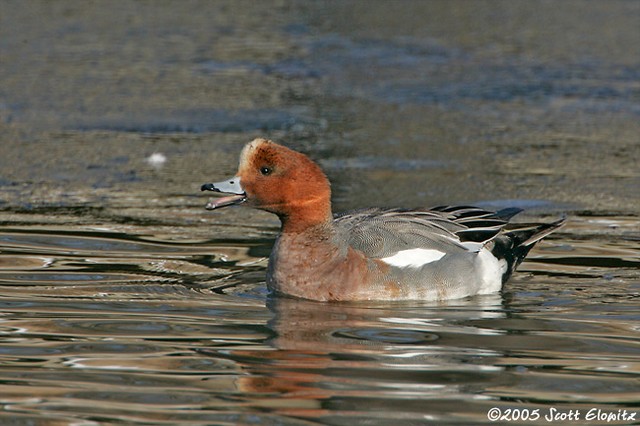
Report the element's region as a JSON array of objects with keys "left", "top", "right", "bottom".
[
  {"left": 239, "top": 139, "right": 262, "bottom": 168},
  {"left": 381, "top": 248, "right": 446, "bottom": 268},
  {"left": 239, "top": 138, "right": 278, "bottom": 170}
]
